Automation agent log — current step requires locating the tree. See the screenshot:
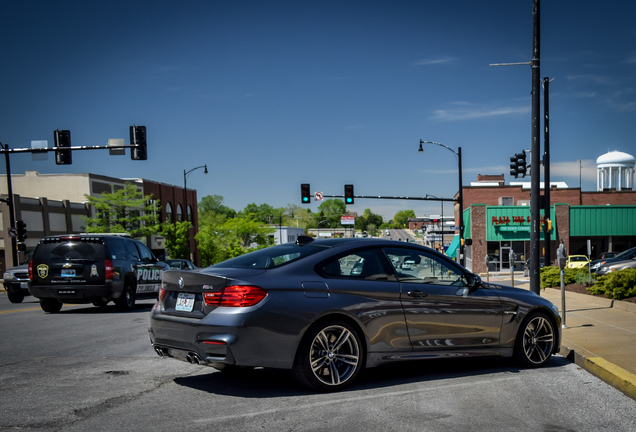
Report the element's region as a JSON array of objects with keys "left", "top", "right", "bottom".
[
  {"left": 198, "top": 195, "right": 236, "bottom": 220},
  {"left": 161, "top": 220, "right": 192, "bottom": 259},
  {"left": 312, "top": 199, "right": 347, "bottom": 228},
  {"left": 355, "top": 208, "right": 384, "bottom": 236},
  {"left": 393, "top": 209, "right": 416, "bottom": 228},
  {"left": 83, "top": 182, "right": 159, "bottom": 238},
  {"left": 194, "top": 196, "right": 277, "bottom": 266}
]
